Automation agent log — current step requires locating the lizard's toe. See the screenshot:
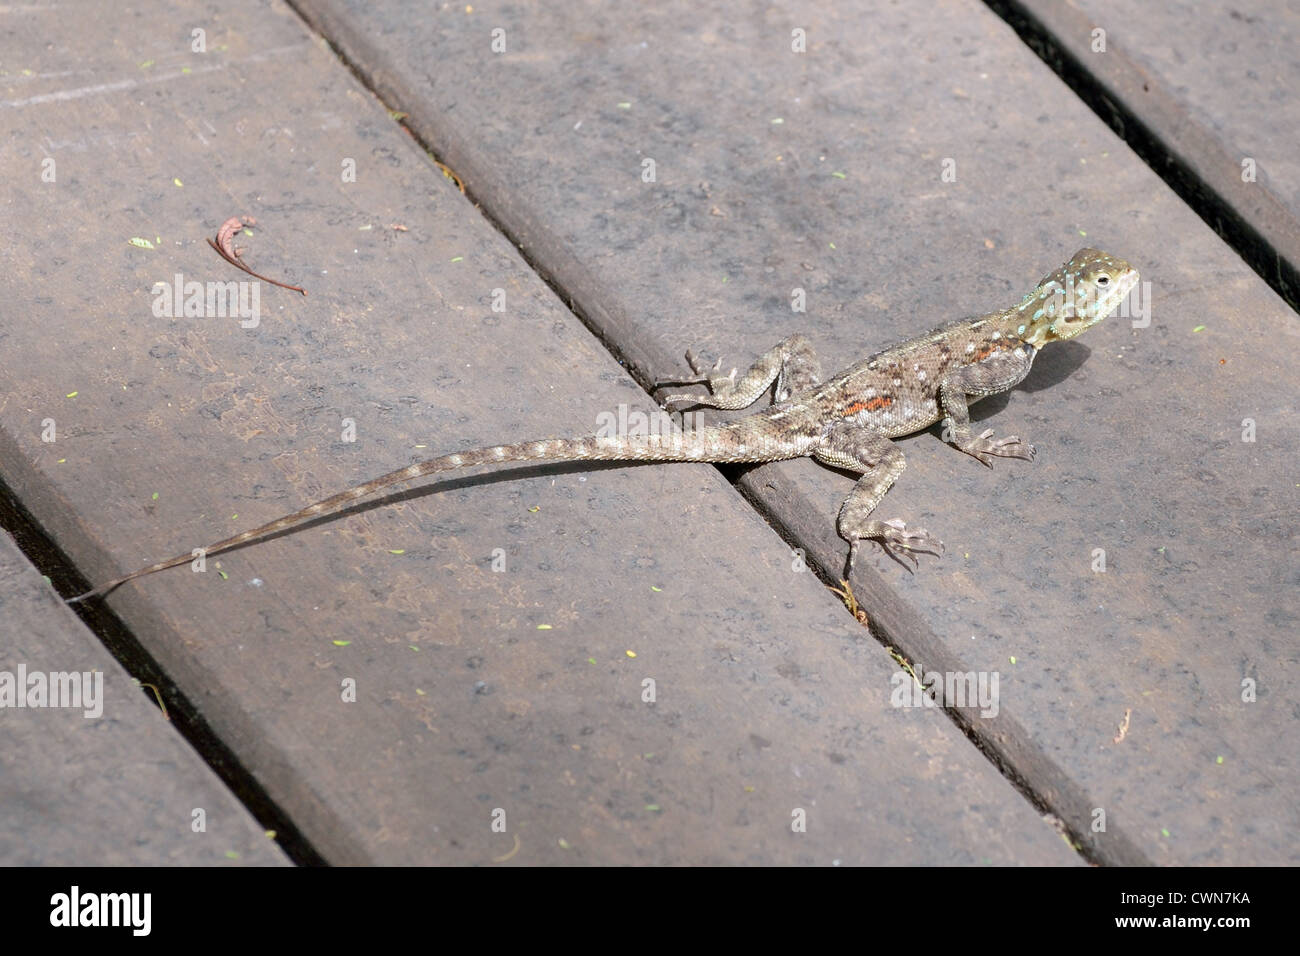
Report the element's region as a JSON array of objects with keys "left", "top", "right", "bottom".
[
  {"left": 960, "top": 428, "right": 1035, "bottom": 465},
  {"left": 846, "top": 519, "right": 943, "bottom": 572},
  {"left": 685, "top": 349, "right": 726, "bottom": 378},
  {"left": 880, "top": 518, "right": 944, "bottom": 556}
]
